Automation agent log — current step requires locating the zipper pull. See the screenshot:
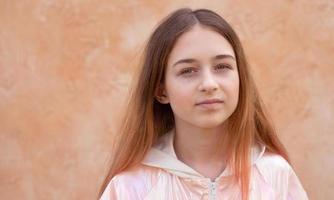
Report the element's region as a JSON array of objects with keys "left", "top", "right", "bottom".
[{"left": 208, "top": 181, "right": 217, "bottom": 200}]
